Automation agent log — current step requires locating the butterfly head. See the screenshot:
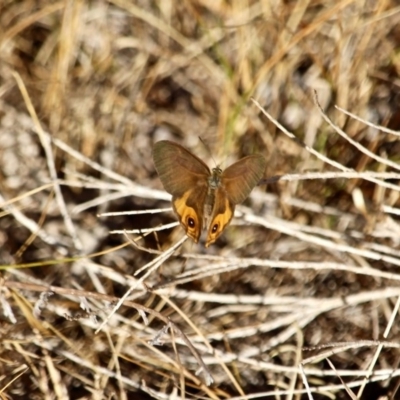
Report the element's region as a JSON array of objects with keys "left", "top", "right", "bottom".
[{"left": 208, "top": 166, "right": 223, "bottom": 189}]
